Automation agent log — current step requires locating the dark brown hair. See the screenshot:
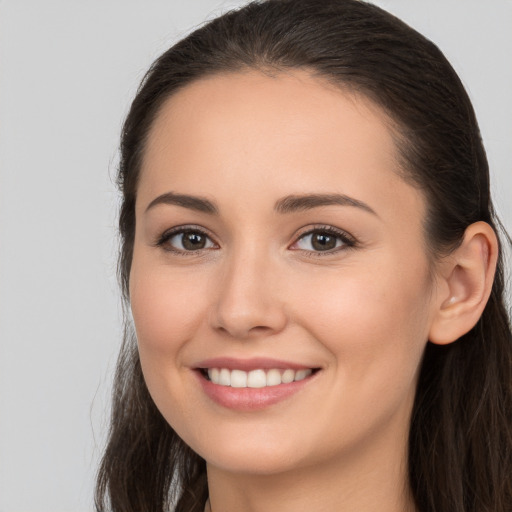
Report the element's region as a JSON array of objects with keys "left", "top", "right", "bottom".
[{"left": 95, "top": 1, "right": 512, "bottom": 511}]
